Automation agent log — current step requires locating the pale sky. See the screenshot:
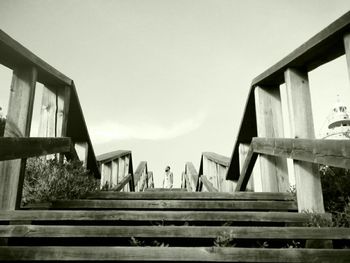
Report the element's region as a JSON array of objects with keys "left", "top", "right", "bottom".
[{"left": 1, "top": 0, "right": 350, "bottom": 187}]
